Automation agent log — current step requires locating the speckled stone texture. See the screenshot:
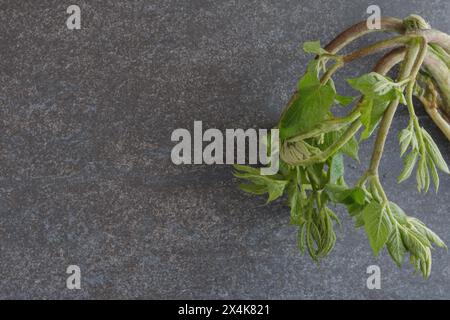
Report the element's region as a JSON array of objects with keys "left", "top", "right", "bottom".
[{"left": 0, "top": 0, "right": 449, "bottom": 299}]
